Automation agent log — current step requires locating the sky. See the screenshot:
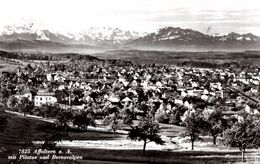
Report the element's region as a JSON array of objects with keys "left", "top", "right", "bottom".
[{"left": 0, "top": 0, "right": 260, "bottom": 35}]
